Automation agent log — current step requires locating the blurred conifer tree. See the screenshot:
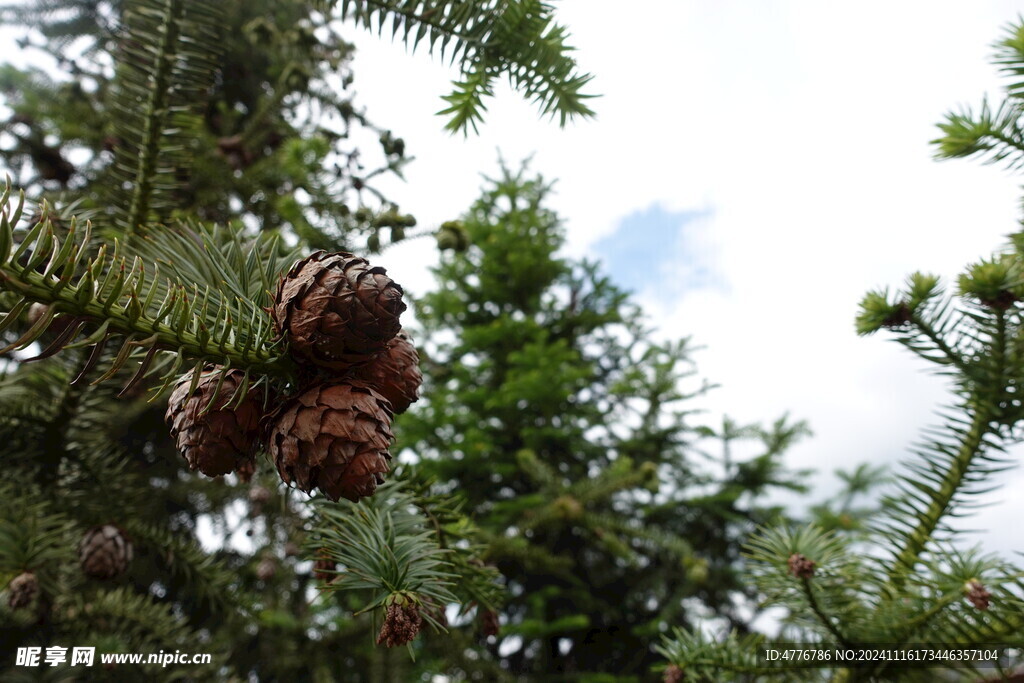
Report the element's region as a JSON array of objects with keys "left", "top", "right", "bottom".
[{"left": 403, "top": 162, "right": 811, "bottom": 680}]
